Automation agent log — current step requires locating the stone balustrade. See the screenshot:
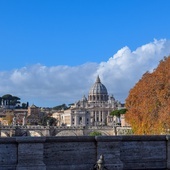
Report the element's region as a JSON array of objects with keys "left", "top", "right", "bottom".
[{"left": 0, "top": 135, "right": 170, "bottom": 169}]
